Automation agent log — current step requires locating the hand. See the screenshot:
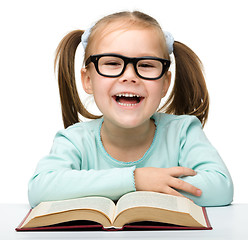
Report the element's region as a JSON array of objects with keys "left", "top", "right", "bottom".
[{"left": 134, "top": 167, "right": 202, "bottom": 198}]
